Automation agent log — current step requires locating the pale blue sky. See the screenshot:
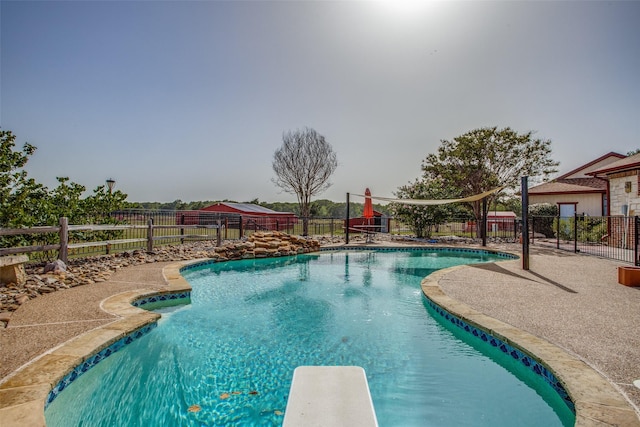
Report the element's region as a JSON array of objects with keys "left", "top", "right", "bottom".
[{"left": 1, "top": 0, "right": 639, "bottom": 203}]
